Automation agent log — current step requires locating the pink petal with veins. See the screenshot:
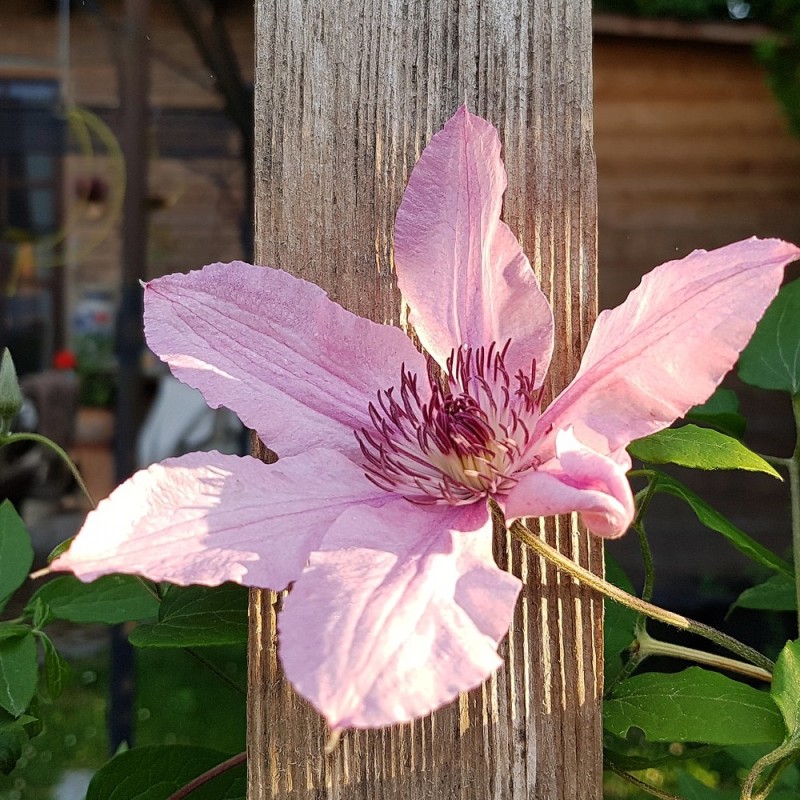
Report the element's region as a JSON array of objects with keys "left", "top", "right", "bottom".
[
  {"left": 279, "top": 498, "right": 520, "bottom": 729},
  {"left": 535, "top": 238, "right": 800, "bottom": 457},
  {"left": 394, "top": 107, "right": 553, "bottom": 383},
  {"left": 504, "top": 429, "right": 635, "bottom": 538},
  {"left": 144, "top": 262, "right": 428, "bottom": 460},
  {"left": 52, "top": 449, "right": 386, "bottom": 588}
]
